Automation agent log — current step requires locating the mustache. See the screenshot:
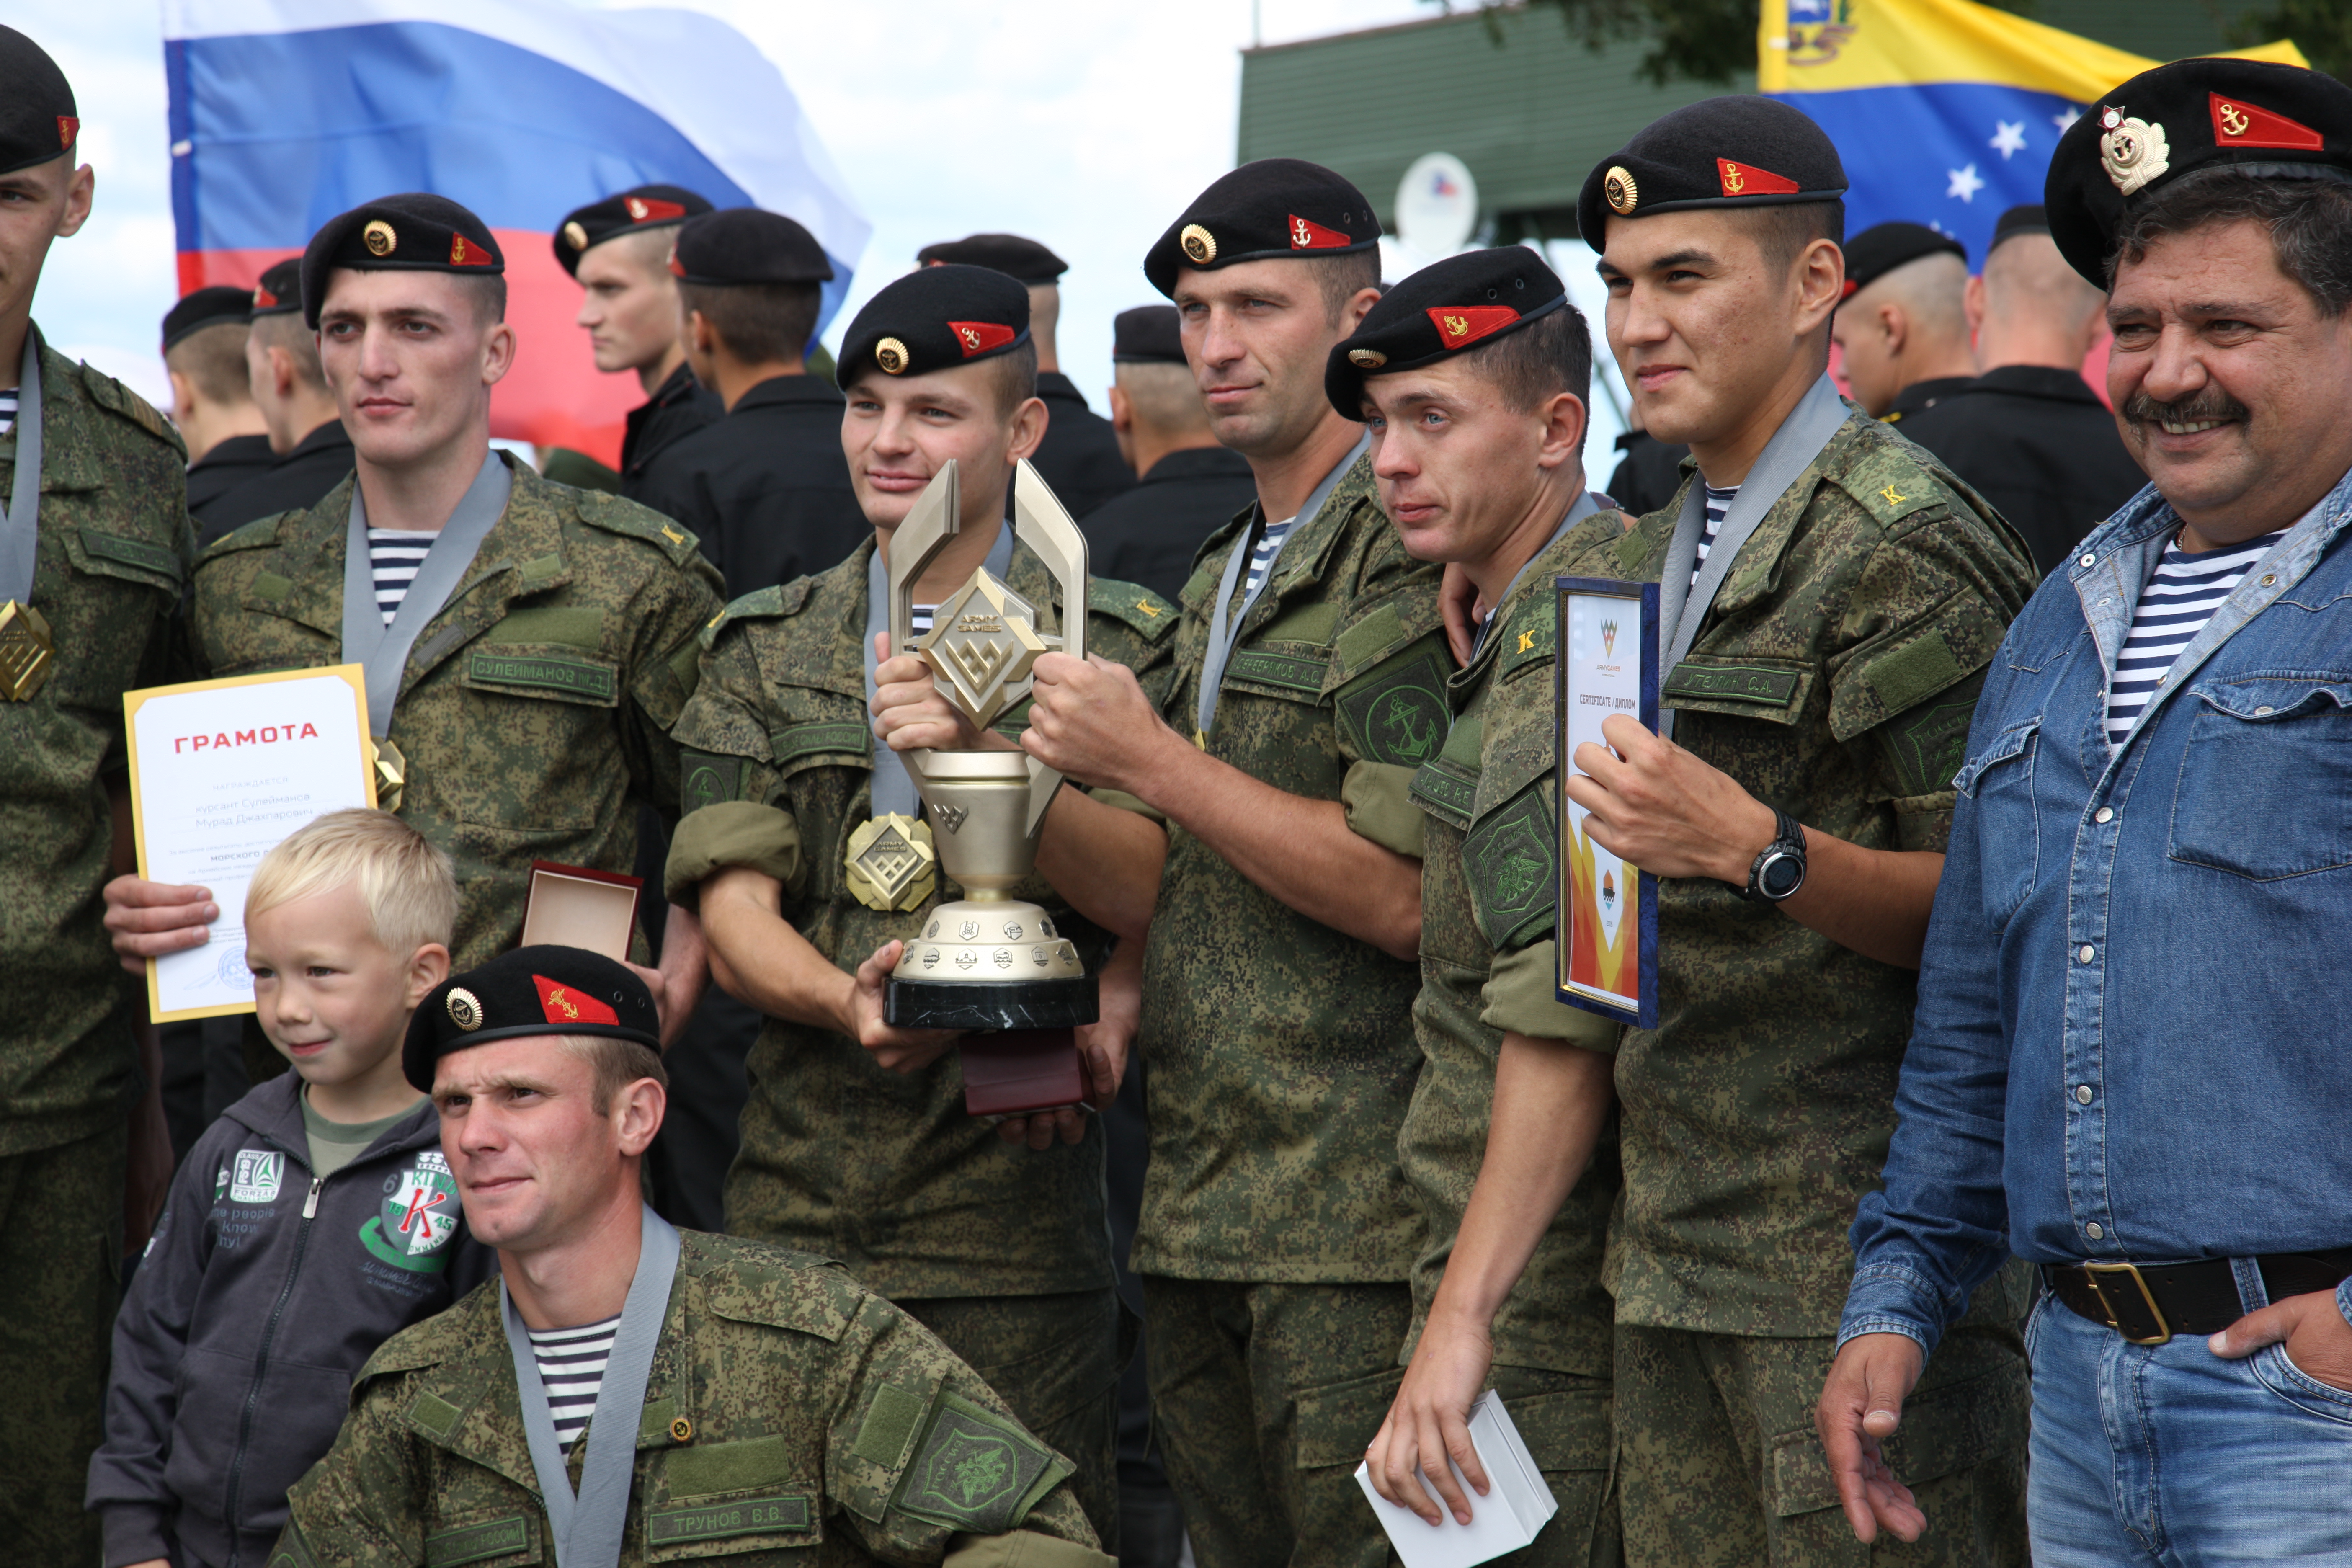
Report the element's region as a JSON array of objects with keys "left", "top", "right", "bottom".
[{"left": 2121, "top": 388, "right": 2250, "bottom": 428}]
